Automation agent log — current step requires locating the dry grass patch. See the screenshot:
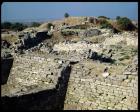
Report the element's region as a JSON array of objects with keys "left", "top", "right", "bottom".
[{"left": 1, "top": 35, "right": 18, "bottom": 44}]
